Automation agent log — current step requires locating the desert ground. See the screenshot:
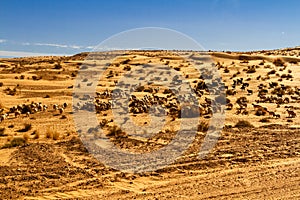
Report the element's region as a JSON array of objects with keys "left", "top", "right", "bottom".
[{"left": 0, "top": 48, "right": 299, "bottom": 199}]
